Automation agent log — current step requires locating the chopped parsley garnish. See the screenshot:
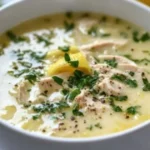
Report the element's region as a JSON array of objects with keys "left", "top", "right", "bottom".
[
  {"left": 113, "top": 105, "right": 123, "bottom": 112},
  {"left": 124, "top": 54, "right": 150, "bottom": 65},
  {"left": 24, "top": 70, "right": 43, "bottom": 84},
  {"left": 142, "top": 77, "right": 150, "bottom": 91},
  {"left": 105, "top": 58, "right": 118, "bottom": 68},
  {"left": 111, "top": 74, "right": 138, "bottom": 88},
  {"left": 6, "top": 31, "right": 29, "bottom": 43},
  {"left": 64, "top": 53, "right": 71, "bottom": 62},
  {"left": 88, "top": 26, "right": 110, "bottom": 37},
  {"left": 52, "top": 76, "right": 63, "bottom": 86},
  {"left": 87, "top": 125, "right": 93, "bottom": 131},
  {"left": 18, "top": 61, "right": 32, "bottom": 68},
  {"left": 64, "top": 53, "right": 79, "bottom": 68},
  {"left": 68, "top": 70, "right": 99, "bottom": 89},
  {"left": 32, "top": 101, "right": 69, "bottom": 118},
  {"left": 68, "top": 89, "right": 81, "bottom": 101},
  {"left": 109, "top": 98, "right": 123, "bottom": 112},
  {"left": 95, "top": 123, "right": 102, "bottom": 129},
  {"left": 132, "top": 31, "right": 150, "bottom": 42},
  {"left": 72, "top": 103, "right": 84, "bottom": 116},
  {"left": 58, "top": 46, "right": 70, "bottom": 52},
  {"left": 110, "top": 95, "right": 128, "bottom": 101},
  {"left": 129, "top": 71, "right": 135, "bottom": 77},
  {"left": 61, "top": 89, "right": 69, "bottom": 95},
  {"left": 64, "top": 21, "right": 75, "bottom": 32},
  {"left": 34, "top": 34, "right": 52, "bottom": 46},
  {"left": 70, "top": 60, "right": 79, "bottom": 68},
  {"left": 32, "top": 114, "right": 40, "bottom": 120},
  {"left": 126, "top": 106, "right": 140, "bottom": 115},
  {"left": 88, "top": 26, "right": 98, "bottom": 37},
  {"left": 30, "top": 51, "right": 46, "bottom": 62}
]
